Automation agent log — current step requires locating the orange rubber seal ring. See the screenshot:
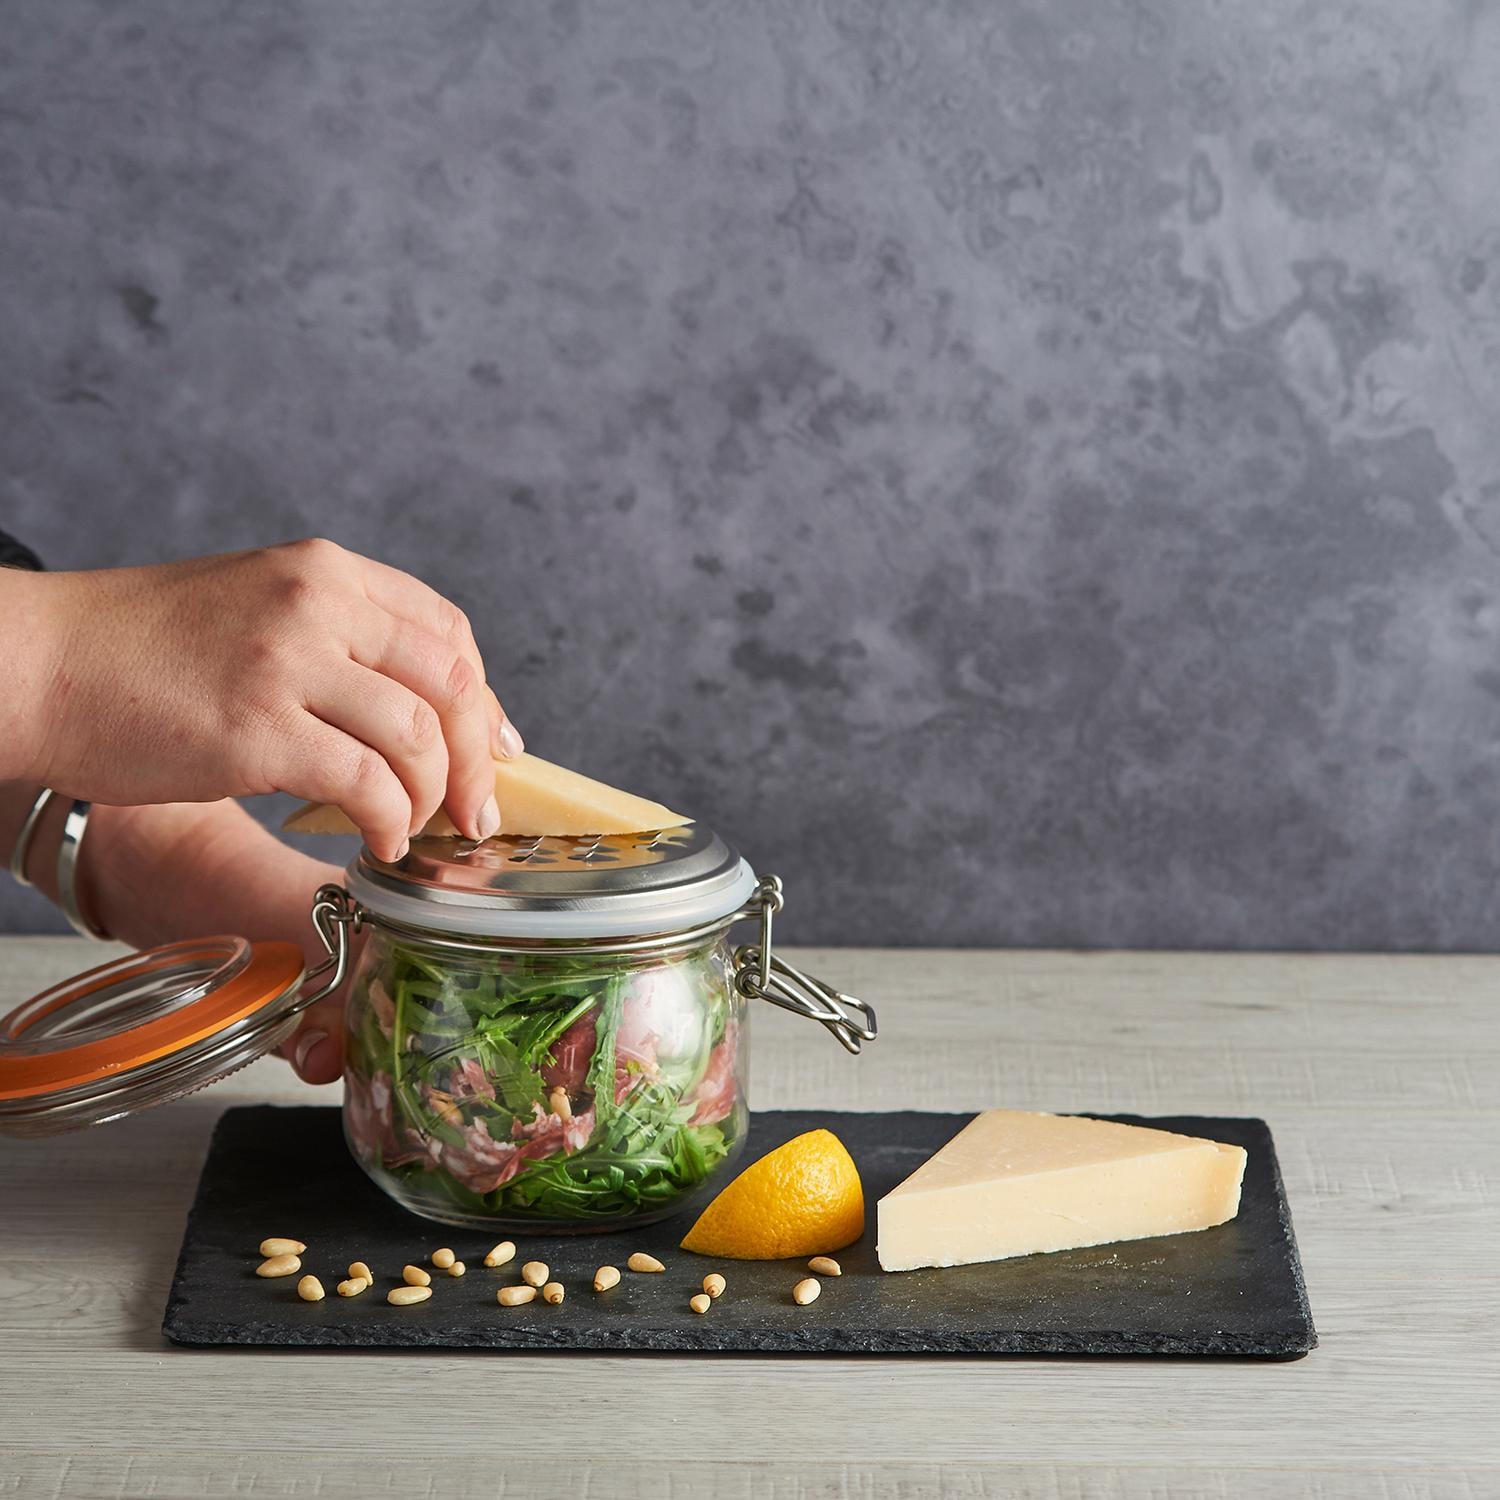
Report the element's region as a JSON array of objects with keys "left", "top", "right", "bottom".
[{"left": 0, "top": 940, "right": 305, "bottom": 1102}]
